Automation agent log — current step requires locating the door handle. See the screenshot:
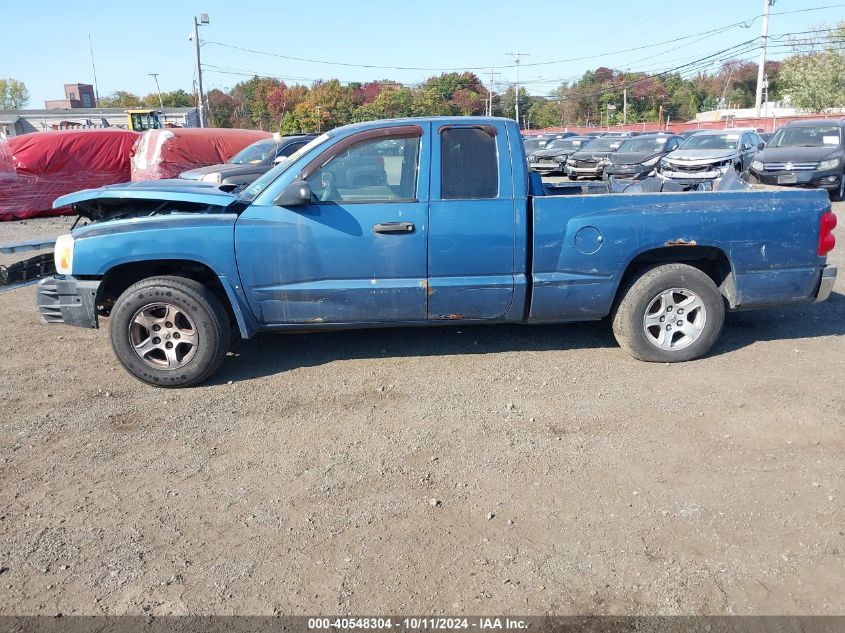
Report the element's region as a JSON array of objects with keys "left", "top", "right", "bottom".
[{"left": 373, "top": 222, "right": 415, "bottom": 234}]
